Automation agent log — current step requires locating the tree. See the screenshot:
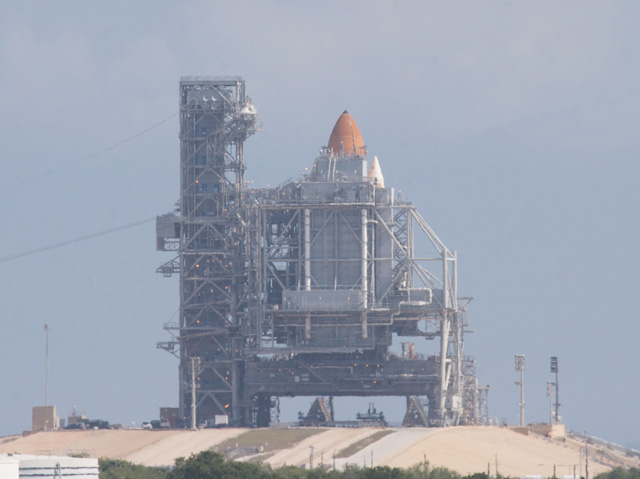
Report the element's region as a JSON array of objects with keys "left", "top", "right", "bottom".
[
  {"left": 168, "top": 450, "right": 269, "bottom": 479},
  {"left": 99, "top": 458, "right": 168, "bottom": 479},
  {"left": 594, "top": 467, "right": 640, "bottom": 479},
  {"left": 429, "top": 467, "right": 461, "bottom": 479},
  {"left": 169, "top": 451, "right": 226, "bottom": 479},
  {"left": 359, "top": 465, "right": 410, "bottom": 479}
]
